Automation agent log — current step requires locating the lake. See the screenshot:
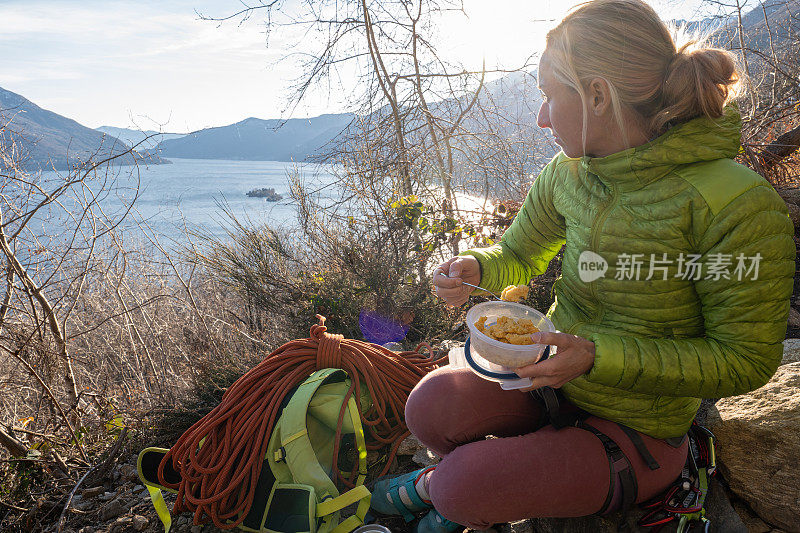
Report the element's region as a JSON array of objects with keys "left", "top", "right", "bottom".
[
  {"left": 37, "top": 158, "right": 493, "bottom": 248},
  {"left": 38, "top": 158, "right": 336, "bottom": 245}
]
